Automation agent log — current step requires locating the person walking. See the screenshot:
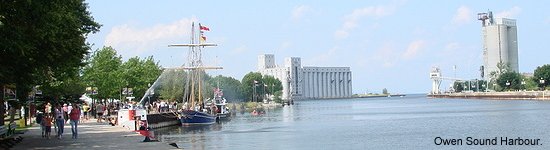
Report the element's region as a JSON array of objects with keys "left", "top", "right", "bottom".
[
  {"left": 96, "top": 103, "right": 104, "bottom": 123},
  {"left": 35, "top": 111, "right": 44, "bottom": 137},
  {"left": 82, "top": 103, "right": 90, "bottom": 121},
  {"left": 43, "top": 113, "right": 53, "bottom": 139},
  {"left": 62, "top": 104, "right": 69, "bottom": 123},
  {"left": 69, "top": 103, "right": 81, "bottom": 139},
  {"left": 54, "top": 105, "right": 65, "bottom": 139}
]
